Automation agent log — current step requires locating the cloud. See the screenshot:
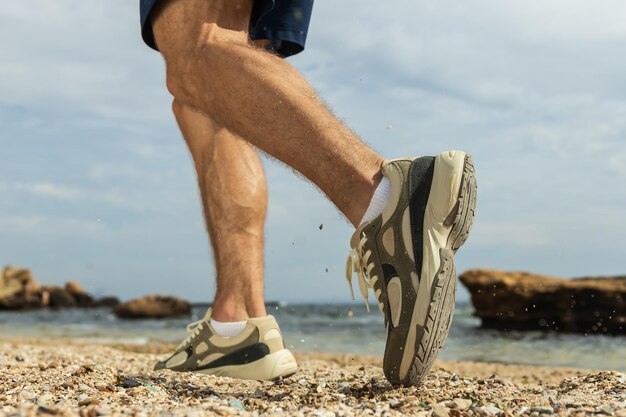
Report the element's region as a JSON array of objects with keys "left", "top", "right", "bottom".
[
  {"left": 1, "top": 0, "right": 626, "bottom": 301},
  {"left": 0, "top": 180, "right": 145, "bottom": 213}
]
